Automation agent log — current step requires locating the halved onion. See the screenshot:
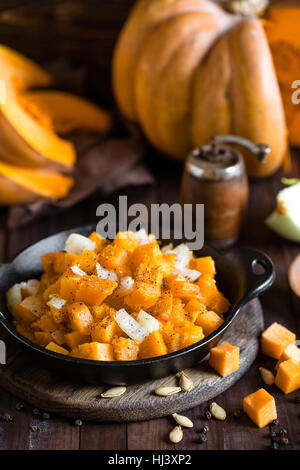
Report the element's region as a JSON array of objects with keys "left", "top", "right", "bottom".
[
  {"left": 64, "top": 233, "right": 95, "bottom": 255},
  {"left": 114, "top": 308, "right": 148, "bottom": 343},
  {"left": 137, "top": 310, "right": 159, "bottom": 333}
]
